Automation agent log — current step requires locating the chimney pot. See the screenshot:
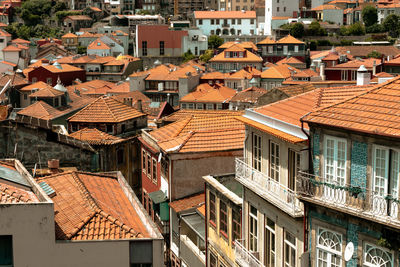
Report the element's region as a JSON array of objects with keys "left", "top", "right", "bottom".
[{"left": 48, "top": 159, "right": 59, "bottom": 172}]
